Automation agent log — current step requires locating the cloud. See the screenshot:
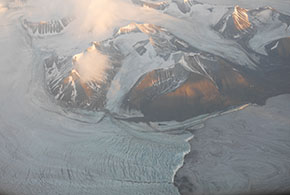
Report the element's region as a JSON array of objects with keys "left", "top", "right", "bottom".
[
  {"left": 25, "top": 0, "right": 143, "bottom": 37},
  {"left": 73, "top": 45, "right": 109, "bottom": 83},
  {"left": 0, "top": 3, "right": 8, "bottom": 14},
  {"left": 74, "top": 0, "right": 135, "bottom": 35}
]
